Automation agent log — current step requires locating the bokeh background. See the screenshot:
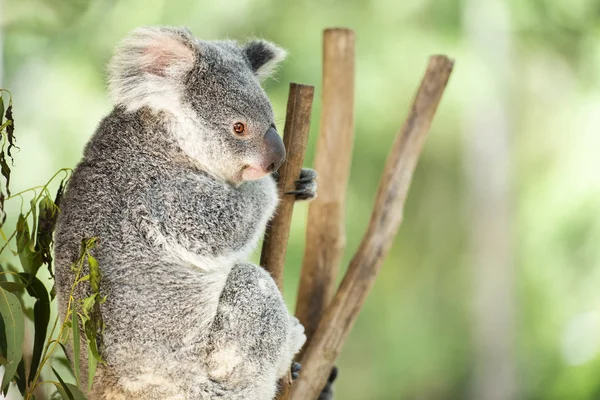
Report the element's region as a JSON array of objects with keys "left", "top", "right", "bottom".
[{"left": 2, "top": 0, "right": 600, "bottom": 399}]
